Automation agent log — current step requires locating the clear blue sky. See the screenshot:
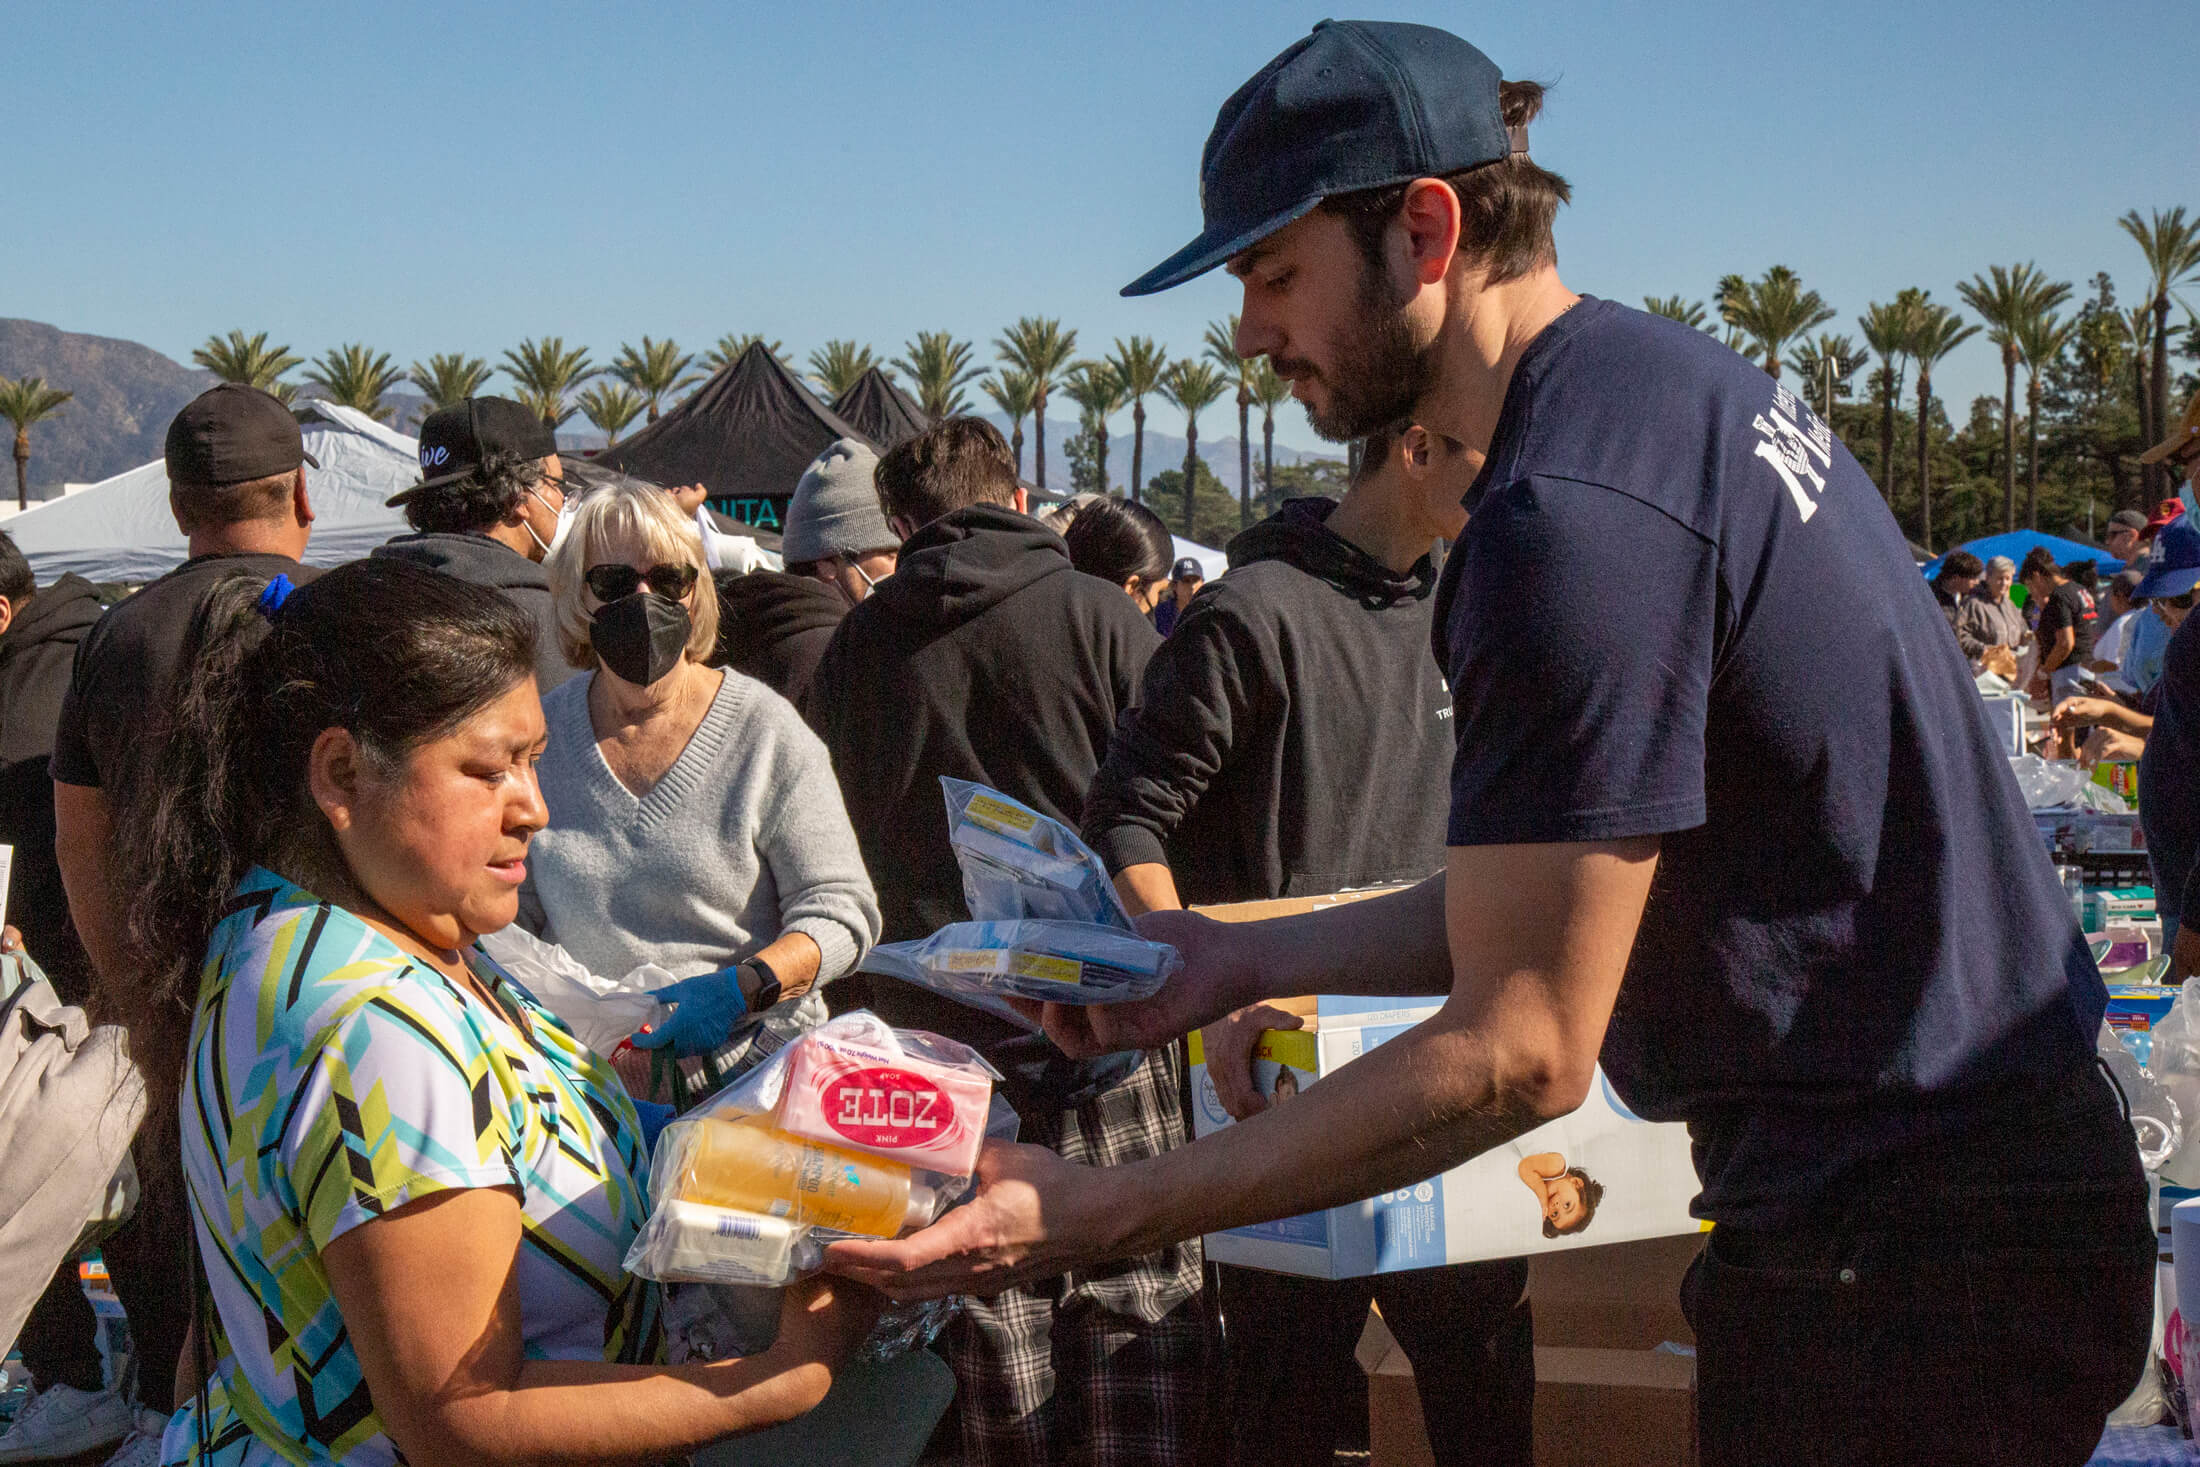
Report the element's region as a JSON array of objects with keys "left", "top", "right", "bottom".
[{"left": 9, "top": 0, "right": 2191, "bottom": 453}]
